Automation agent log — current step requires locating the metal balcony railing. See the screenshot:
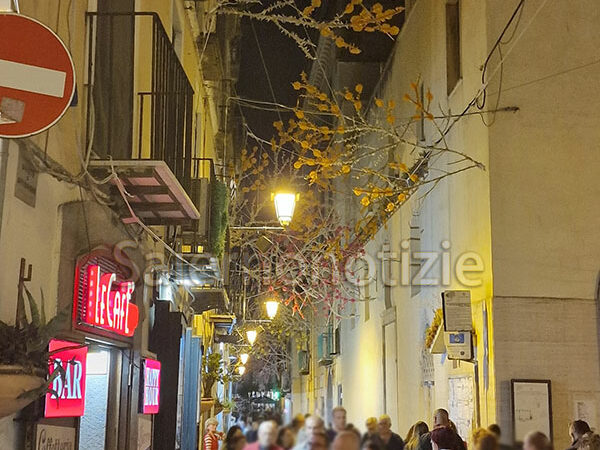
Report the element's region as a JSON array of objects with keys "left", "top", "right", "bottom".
[{"left": 85, "top": 12, "right": 194, "bottom": 193}]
